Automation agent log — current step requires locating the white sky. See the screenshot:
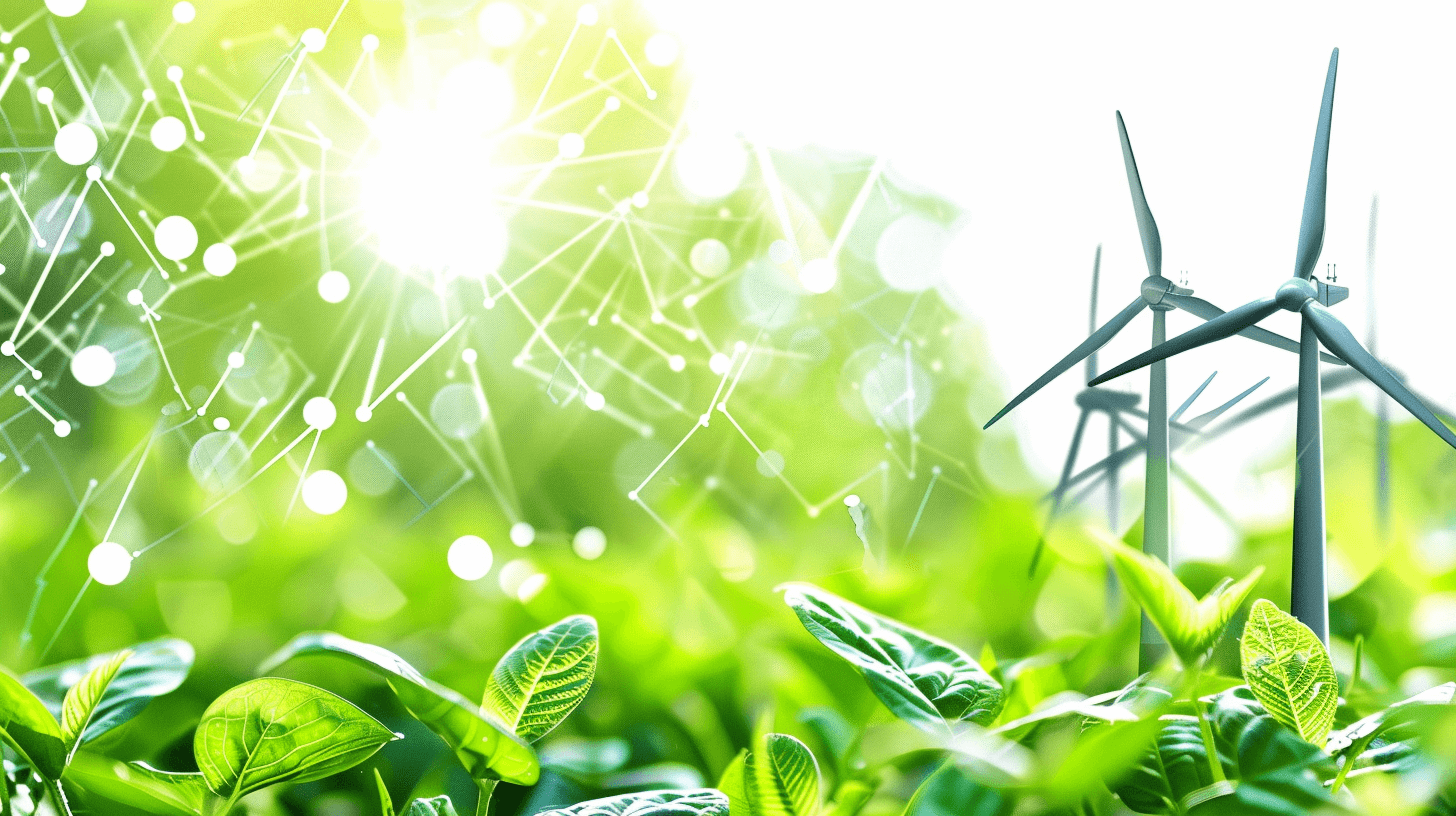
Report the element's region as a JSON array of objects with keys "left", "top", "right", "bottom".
[{"left": 642, "top": 0, "right": 1456, "bottom": 567}]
